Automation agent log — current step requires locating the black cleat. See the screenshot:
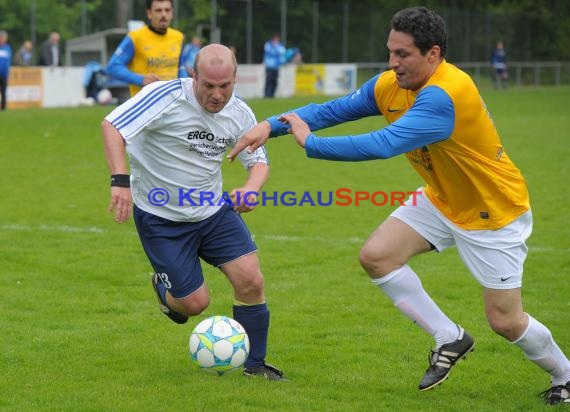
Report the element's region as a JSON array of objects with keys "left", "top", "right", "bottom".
[
  {"left": 243, "top": 362, "right": 287, "bottom": 381},
  {"left": 151, "top": 273, "right": 188, "bottom": 324},
  {"left": 419, "top": 327, "right": 475, "bottom": 391},
  {"left": 539, "top": 381, "right": 570, "bottom": 405}
]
